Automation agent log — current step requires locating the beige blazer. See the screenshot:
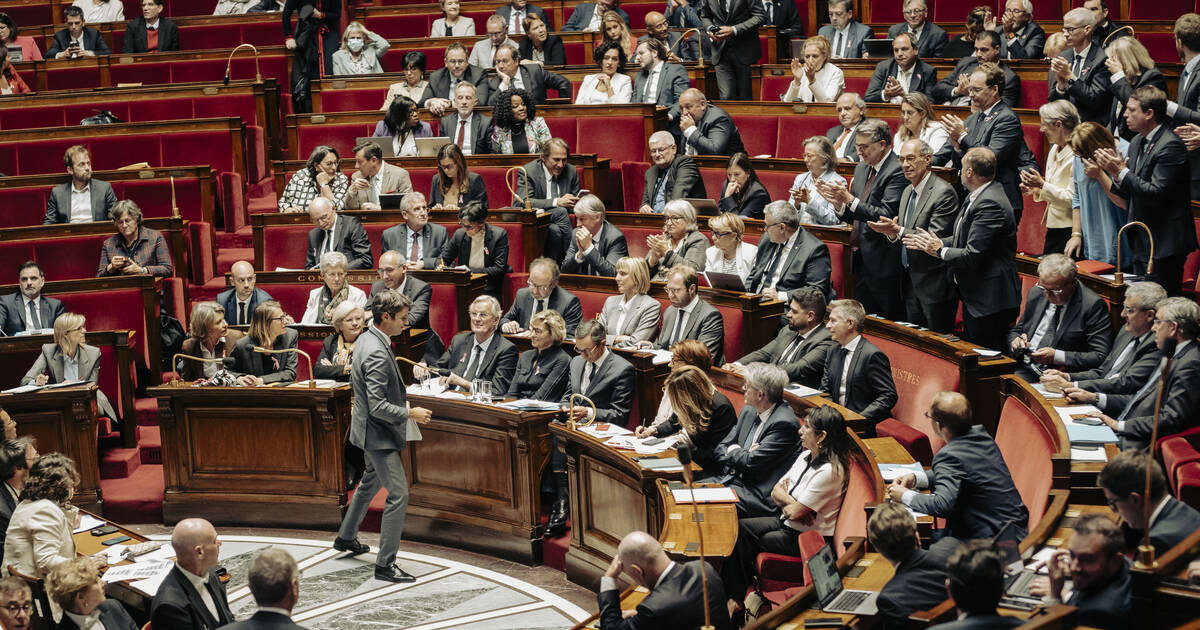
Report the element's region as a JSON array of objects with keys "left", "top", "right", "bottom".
[
  {"left": 4, "top": 499, "right": 76, "bottom": 620},
  {"left": 1033, "top": 143, "right": 1076, "bottom": 229},
  {"left": 343, "top": 162, "right": 415, "bottom": 210}
]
